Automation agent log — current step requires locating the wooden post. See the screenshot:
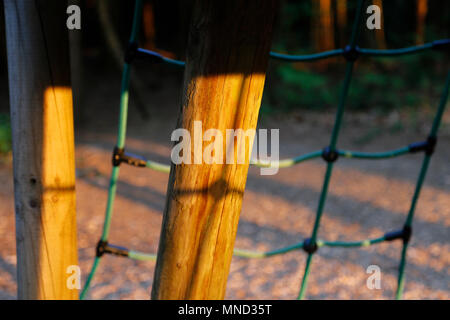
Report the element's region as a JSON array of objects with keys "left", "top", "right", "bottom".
[
  {"left": 4, "top": 0, "right": 78, "bottom": 299},
  {"left": 152, "top": 0, "right": 279, "bottom": 300},
  {"left": 415, "top": 0, "right": 428, "bottom": 45}
]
